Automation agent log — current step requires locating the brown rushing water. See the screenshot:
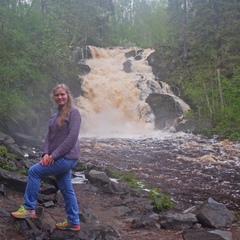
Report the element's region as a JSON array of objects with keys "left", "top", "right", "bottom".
[
  {"left": 79, "top": 131, "right": 240, "bottom": 212},
  {"left": 75, "top": 46, "right": 240, "bottom": 213}
]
